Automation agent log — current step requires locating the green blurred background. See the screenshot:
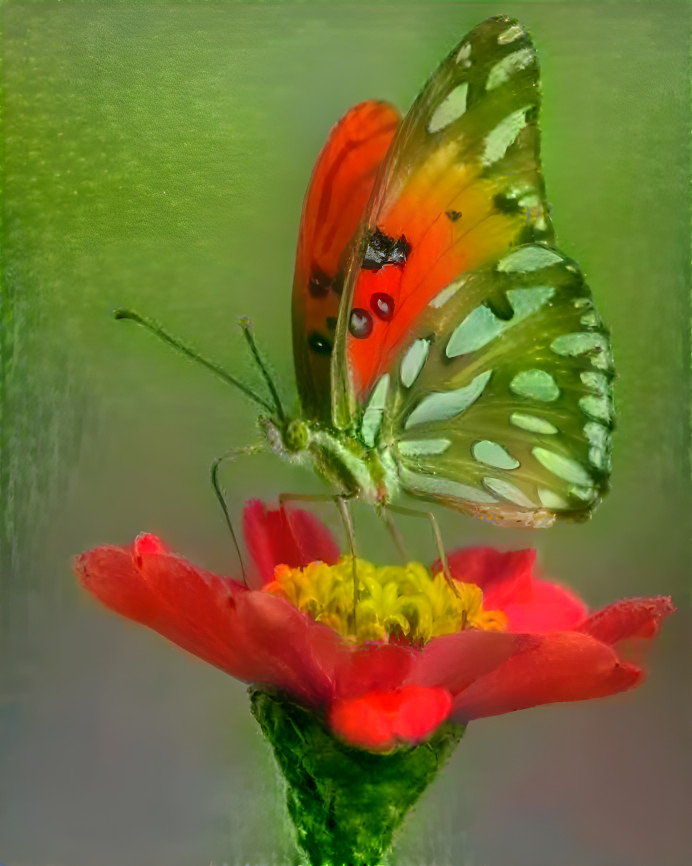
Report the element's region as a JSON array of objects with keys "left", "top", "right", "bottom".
[{"left": 1, "top": 1, "right": 690, "bottom": 864}]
